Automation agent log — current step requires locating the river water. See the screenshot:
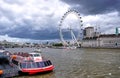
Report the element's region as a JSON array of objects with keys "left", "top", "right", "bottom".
[{"left": 6, "top": 48, "right": 120, "bottom": 78}]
